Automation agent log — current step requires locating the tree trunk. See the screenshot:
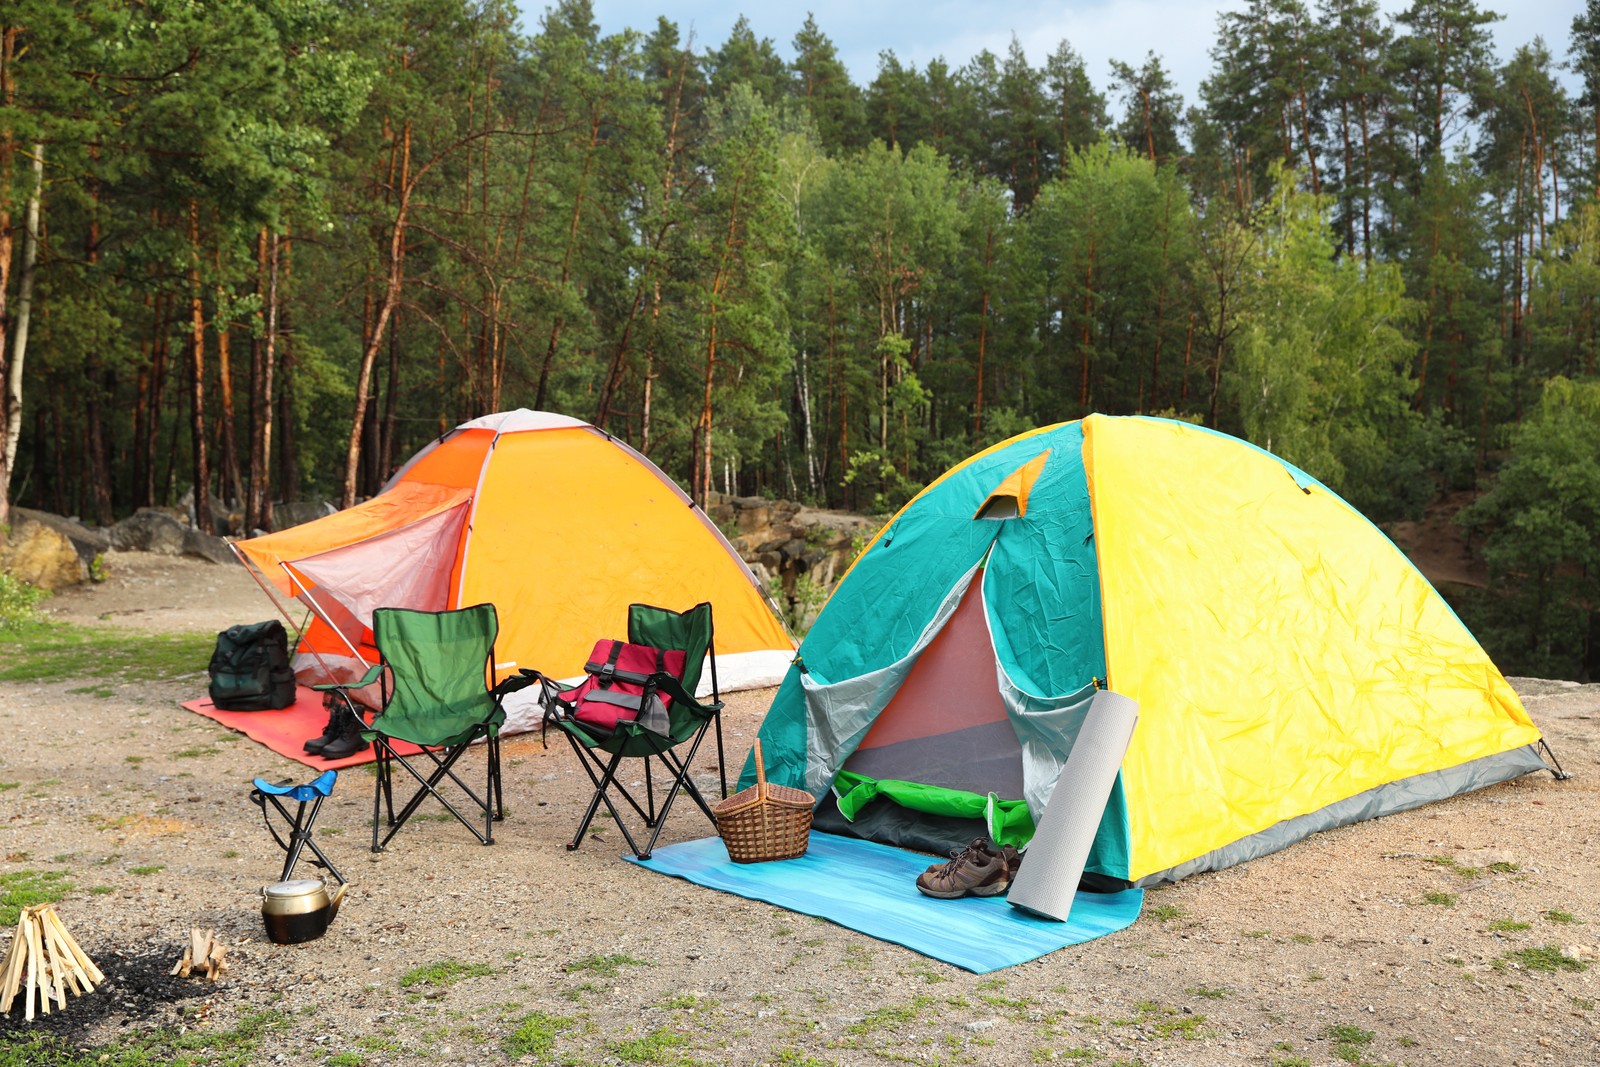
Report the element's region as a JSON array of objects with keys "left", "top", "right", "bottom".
[
  {"left": 343, "top": 123, "right": 412, "bottom": 508},
  {"left": 277, "top": 232, "right": 298, "bottom": 505},
  {"left": 1, "top": 143, "right": 44, "bottom": 529},
  {"left": 214, "top": 272, "right": 244, "bottom": 513},
  {"left": 187, "top": 200, "right": 214, "bottom": 534}
]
